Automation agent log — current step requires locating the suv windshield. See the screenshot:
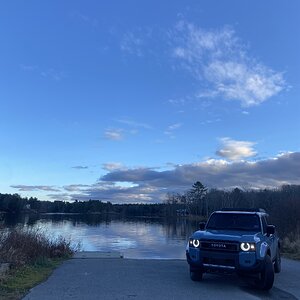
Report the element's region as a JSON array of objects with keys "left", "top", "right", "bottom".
[{"left": 206, "top": 213, "right": 261, "bottom": 232}]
